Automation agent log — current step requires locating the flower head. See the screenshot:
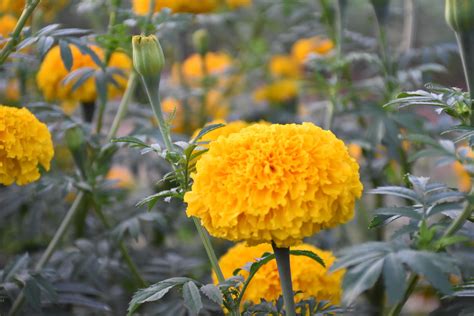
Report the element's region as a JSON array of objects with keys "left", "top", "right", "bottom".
[
  {"left": 254, "top": 79, "right": 299, "bottom": 103},
  {"left": 215, "top": 243, "right": 344, "bottom": 305},
  {"left": 106, "top": 165, "right": 135, "bottom": 189},
  {"left": 132, "top": 35, "right": 165, "bottom": 78},
  {"left": 269, "top": 55, "right": 301, "bottom": 79},
  {"left": 0, "top": 105, "right": 54, "bottom": 185},
  {"left": 36, "top": 44, "right": 131, "bottom": 103},
  {"left": 131, "top": 0, "right": 218, "bottom": 15},
  {"left": 0, "top": 14, "right": 16, "bottom": 40},
  {"left": 173, "top": 52, "right": 233, "bottom": 86},
  {"left": 0, "top": 0, "right": 68, "bottom": 21},
  {"left": 291, "top": 36, "right": 334, "bottom": 64},
  {"left": 185, "top": 123, "right": 363, "bottom": 247}
]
